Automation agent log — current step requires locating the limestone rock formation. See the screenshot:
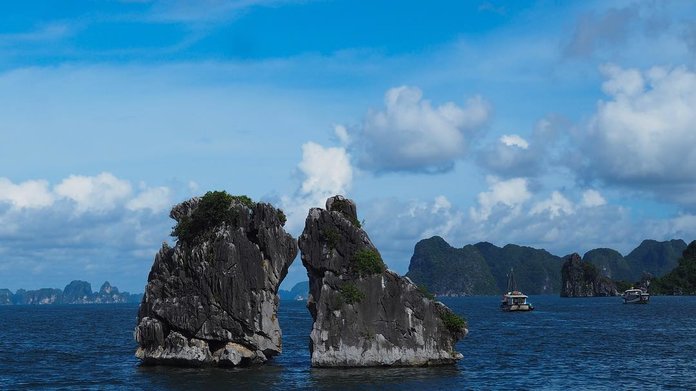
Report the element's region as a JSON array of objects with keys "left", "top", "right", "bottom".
[
  {"left": 134, "top": 192, "right": 297, "bottom": 366},
  {"left": 63, "top": 280, "right": 93, "bottom": 304},
  {"left": 561, "top": 253, "right": 618, "bottom": 297},
  {"left": 0, "top": 289, "right": 12, "bottom": 305},
  {"left": 299, "top": 195, "right": 467, "bottom": 367}
]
